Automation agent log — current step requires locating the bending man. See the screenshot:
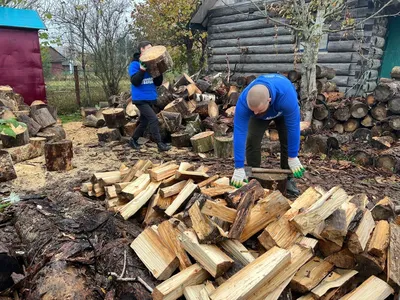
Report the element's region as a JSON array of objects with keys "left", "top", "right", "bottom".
[{"left": 231, "top": 74, "right": 305, "bottom": 196}]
